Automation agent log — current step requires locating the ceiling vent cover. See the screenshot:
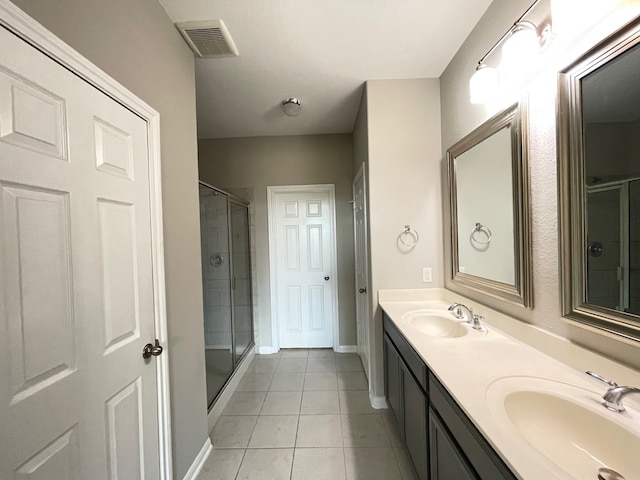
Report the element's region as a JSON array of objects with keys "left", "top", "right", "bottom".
[{"left": 176, "top": 19, "right": 239, "bottom": 58}]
